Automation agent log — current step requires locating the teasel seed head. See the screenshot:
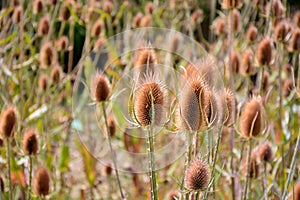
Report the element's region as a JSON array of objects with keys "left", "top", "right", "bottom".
[
  {"left": 33, "top": 0, "right": 43, "bottom": 15},
  {"left": 11, "top": 0, "right": 19, "bottom": 7},
  {"left": 191, "top": 9, "right": 203, "bottom": 28},
  {"left": 293, "top": 11, "right": 300, "bottom": 27},
  {"left": 134, "top": 48, "right": 157, "bottom": 77},
  {"left": 257, "top": 141, "right": 273, "bottom": 163},
  {"left": 140, "top": 15, "right": 151, "bottom": 27},
  {"left": 168, "top": 191, "right": 179, "bottom": 200},
  {"left": 185, "top": 159, "right": 210, "bottom": 191},
  {"left": 34, "top": 167, "right": 50, "bottom": 197},
  {"left": 91, "top": 20, "right": 102, "bottom": 37},
  {"left": 271, "top": 0, "right": 285, "bottom": 19},
  {"left": 230, "top": 51, "right": 240, "bottom": 74},
  {"left": 38, "top": 16, "right": 50, "bottom": 36},
  {"left": 215, "top": 18, "right": 226, "bottom": 36},
  {"left": 55, "top": 36, "right": 69, "bottom": 51},
  {"left": 293, "top": 181, "right": 300, "bottom": 200},
  {"left": 104, "top": 164, "right": 112, "bottom": 176},
  {"left": 205, "top": 89, "right": 220, "bottom": 126},
  {"left": 222, "top": 89, "right": 237, "bottom": 127},
  {"left": 12, "top": 6, "right": 22, "bottom": 24},
  {"left": 283, "top": 79, "right": 293, "bottom": 97},
  {"left": 257, "top": 37, "right": 272, "bottom": 66},
  {"left": 51, "top": 65, "right": 62, "bottom": 84},
  {"left": 59, "top": 3, "right": 71, "bottom": 21},
  {"left": 274, "top": 22, "right": 287, "bottom": 42},
  {"left": 240, "top": 97, "right": 262, "bottom": 138},
  {"left": 233, "top": 9, "right": 240, "bottom": 32},
  {"left": 289, "top": 28, "right": 300, "bottom": 52},
  {"left": 103, "top": 0, "right": 113, "bottom": 14},
  {"left": 91, "top": 74, "right": 110, "bottom": 103},
  {"left": 40, "top": 42, "right": 56, "bottom": 69},
  {"left": 107, "top": 116, "right": 116, "bottom": 137},
  {"left": 23, "top": 129, "right": 38, "bottom": 155},
  {"left": 0, "top": 106, "right": 17, "bottom": 138},
  {"left": 180, "top": 78, "right": 210, "bottom": 131},
  {"left": 145, "top": 2, "right": 154, "bottom": 14},
  {"left": 247, "top": 25, "right": 258, "bottom": 43},
  {"left": 134, "top": 81, "right": 164, "bottom": 126},
  {"left": 132, "top": 12, "right": 143, "bottom": 28},
  {"left": 0, "top": 174, "right": 4, "bottom": 192},
  {"left": 39, "top": 75, "right": 48, "bottom": 91},
  {"left": 241, "top": 49, "right": 257, "bottom": 76}
]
